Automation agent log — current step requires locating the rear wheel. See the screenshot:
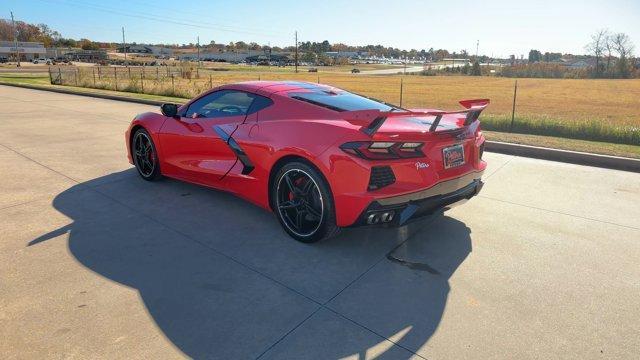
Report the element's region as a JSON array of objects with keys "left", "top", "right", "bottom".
[
  {"left": 272, "top": 162, "right": 340, "bottom": 243},
  {"left": 132, "top": 128, "right": 162, "bottom": 181}
]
